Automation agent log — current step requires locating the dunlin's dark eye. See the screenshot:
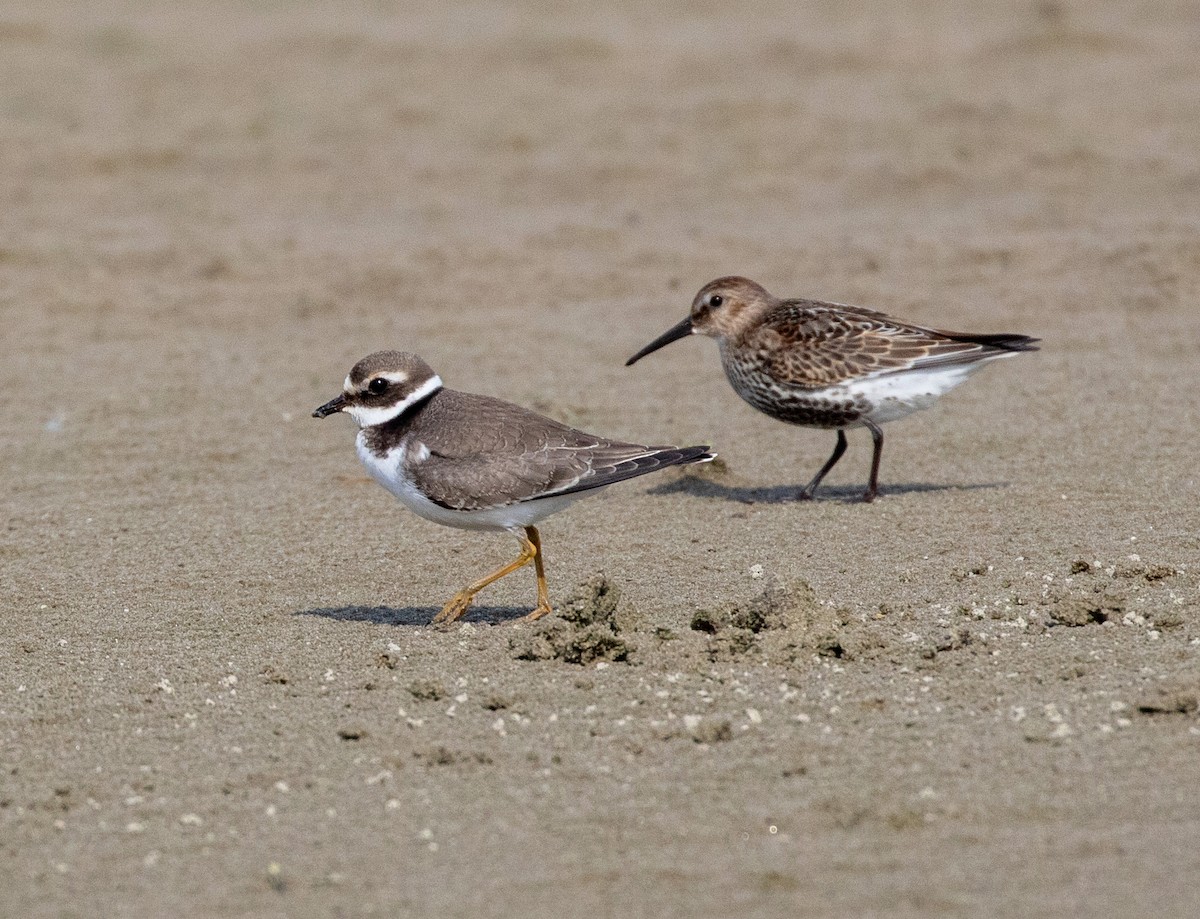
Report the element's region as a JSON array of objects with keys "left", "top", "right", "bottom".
[
  {"left": 709, "top": 295, "right": 724, "bottom": 308},
  {"left": 367, "top": 378, "right": 387, "bottom": 395}
]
